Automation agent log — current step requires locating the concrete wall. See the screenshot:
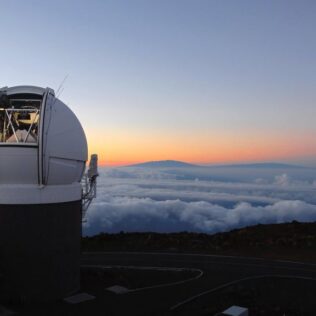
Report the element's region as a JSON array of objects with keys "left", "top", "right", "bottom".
[{"left": 0, "top": 201, "right": 82, "bottom": 302}]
